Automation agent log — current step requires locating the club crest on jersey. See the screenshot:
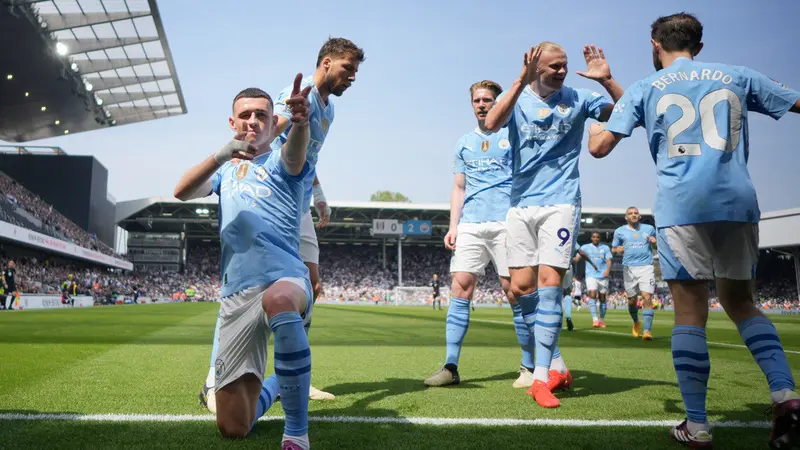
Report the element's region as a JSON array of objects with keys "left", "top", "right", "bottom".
[
  {"left": 498, "top": 139, "right": 510, "bottom": 150},
  {"left": 321, "top": 119, "right": 329, "bottom": 134},
  {"left": 255, "top": 166, "right": 268, "bottom": 182},
  {"left": 556, "top": 104, "right": 571, "bottom": 115},
  {"left": 236, "top": 163, "right": 249, "bottom": 180},
  {"left": 538, "top": 108, "right": 551, "bottom": 118},
  {"left": 481, "top": 140, "right": 489, "bottom": 152}
]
